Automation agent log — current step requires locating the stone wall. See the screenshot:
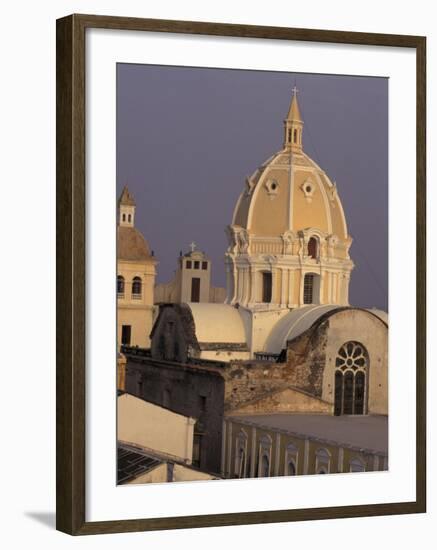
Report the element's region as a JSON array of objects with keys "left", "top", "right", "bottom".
[{"left": 223, "top": 319, "right": 329, "bottom": 412}]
